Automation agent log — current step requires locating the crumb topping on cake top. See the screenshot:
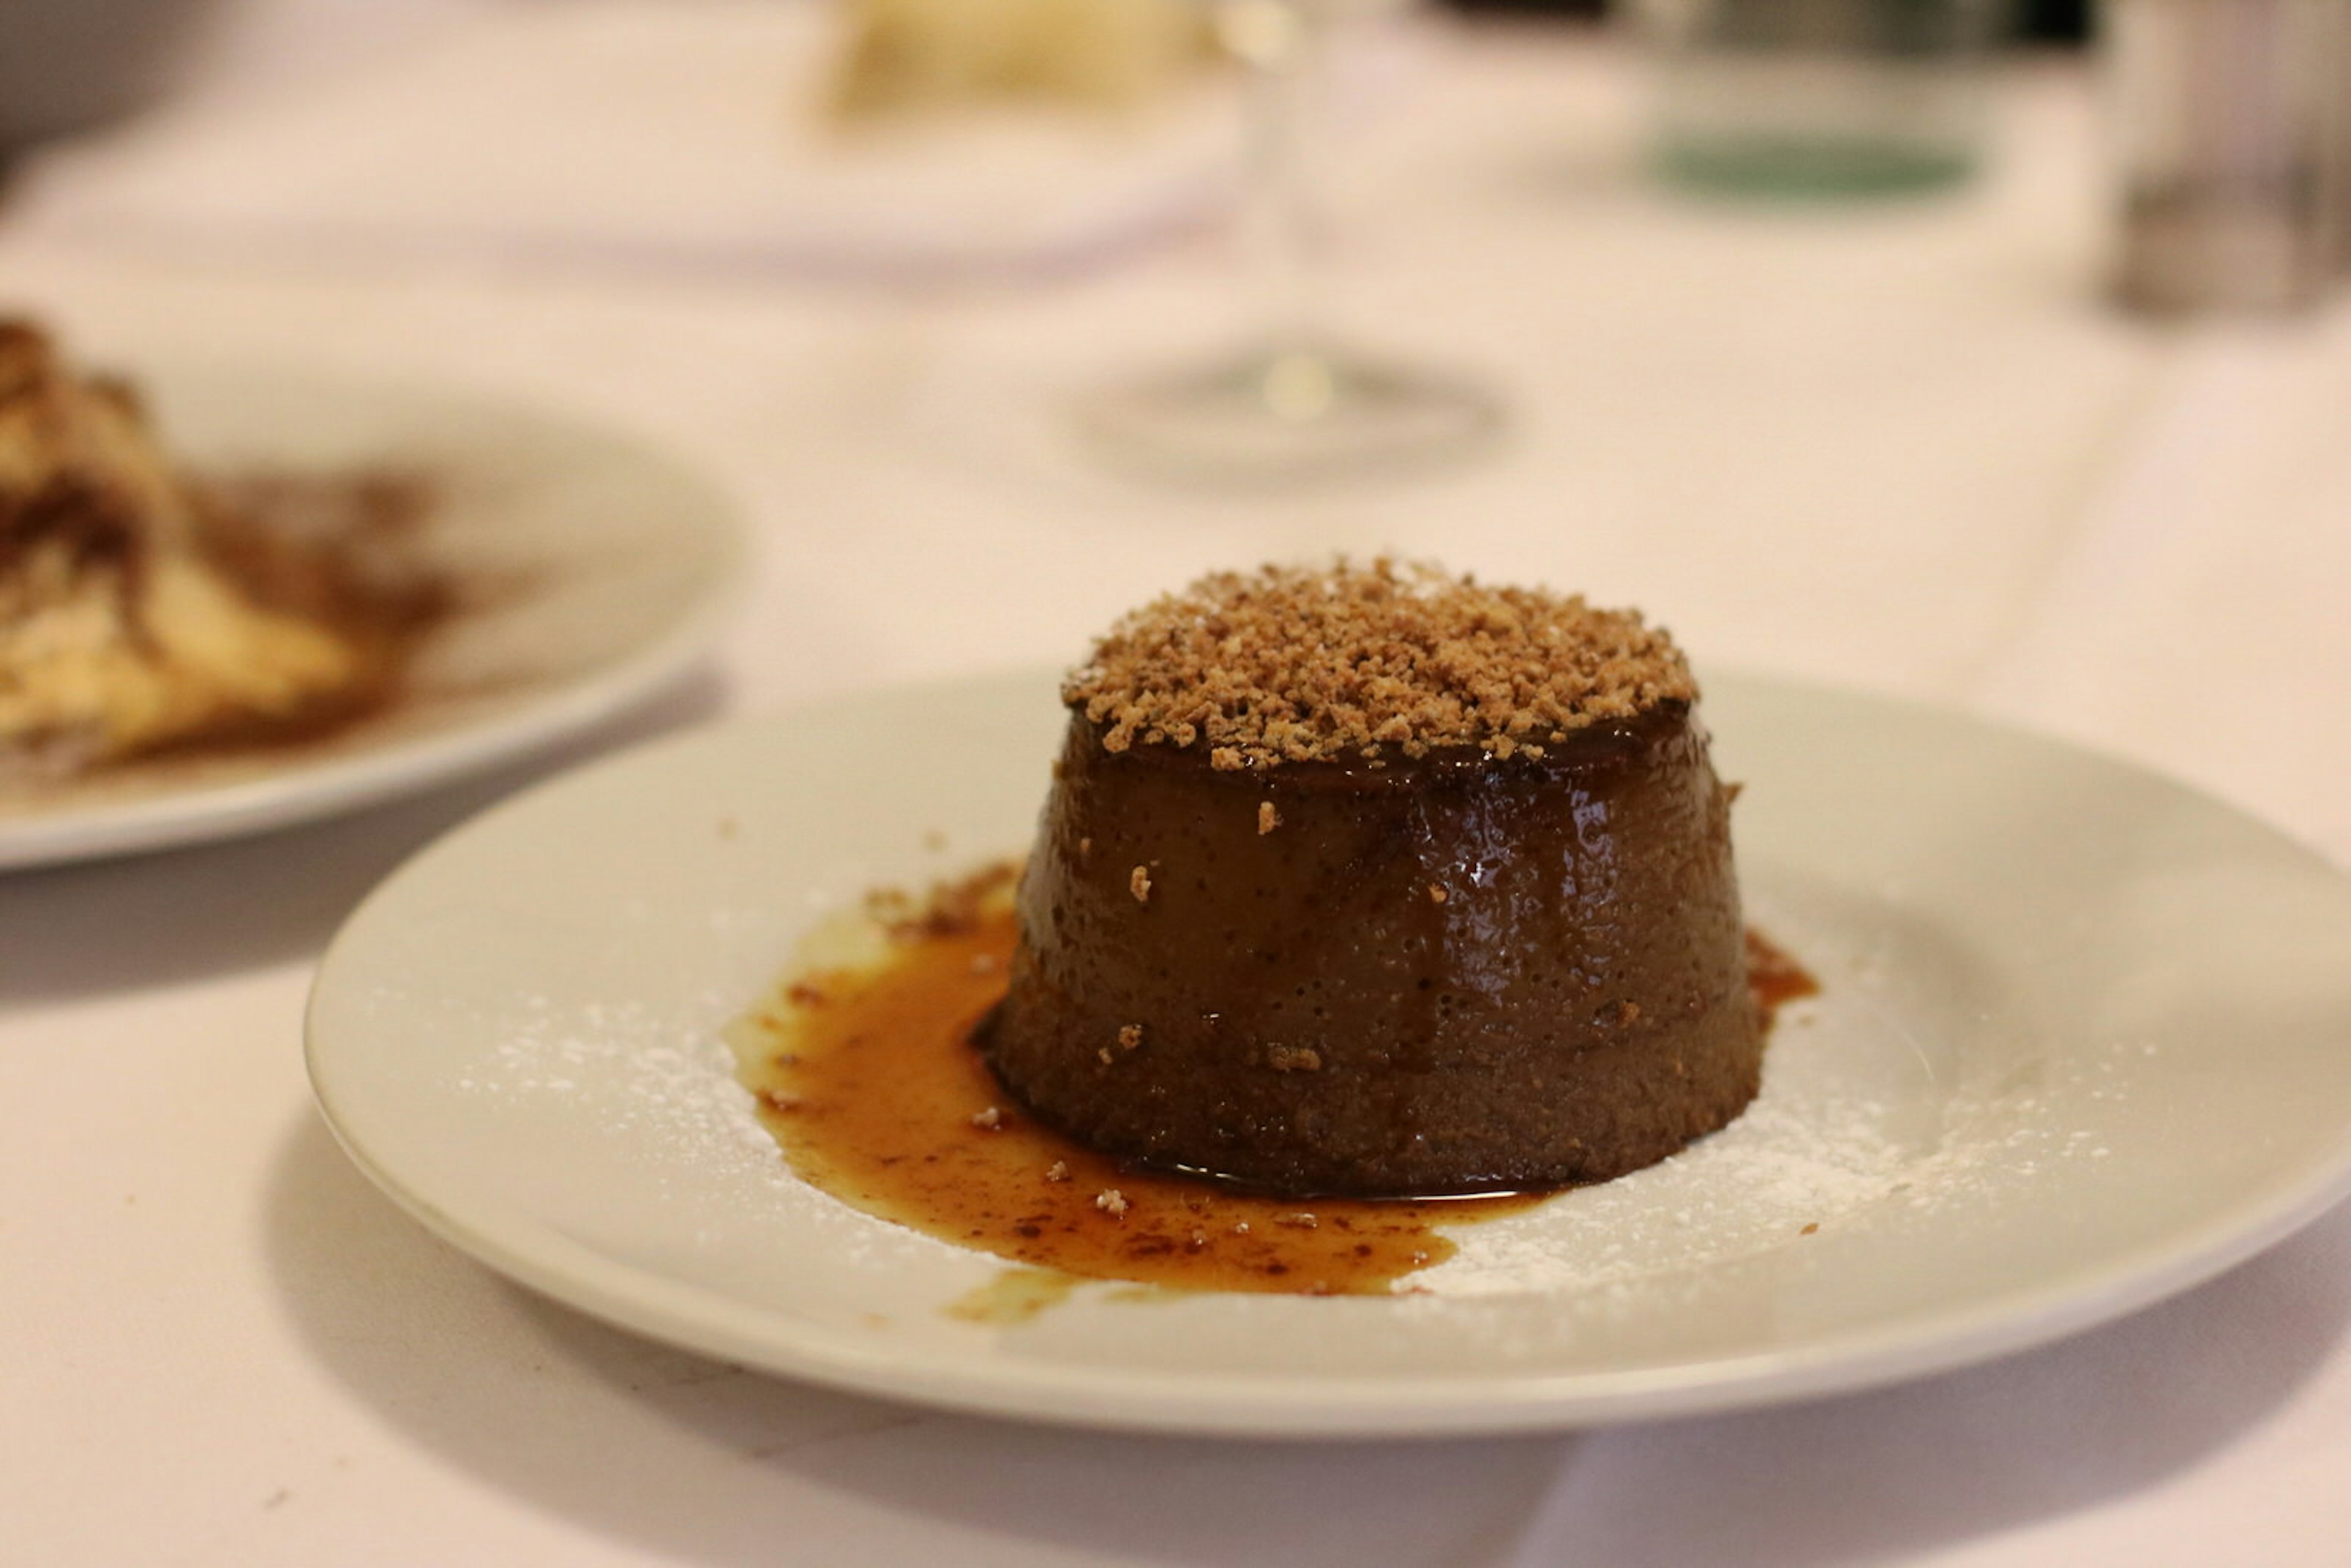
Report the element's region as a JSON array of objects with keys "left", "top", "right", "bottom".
[{"left": 1063, "top": 559, "right": 1695, "bottom": 769}]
